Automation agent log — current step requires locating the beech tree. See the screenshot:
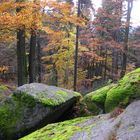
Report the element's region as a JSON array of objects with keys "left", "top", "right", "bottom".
[{"left": 16, "top": 0, "right": 27, "bottom": 86}]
